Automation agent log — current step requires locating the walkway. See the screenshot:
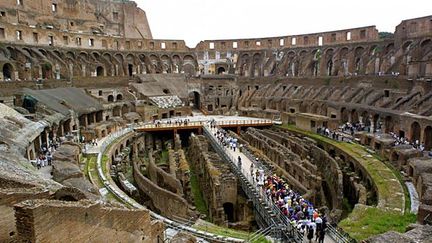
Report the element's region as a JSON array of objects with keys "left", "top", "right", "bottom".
[
  {"left": 406, "top": 182, "right": 420, "bottom": 214},
  {"left": 205, "top": 125, "right": 337, "bottom": 243}
]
